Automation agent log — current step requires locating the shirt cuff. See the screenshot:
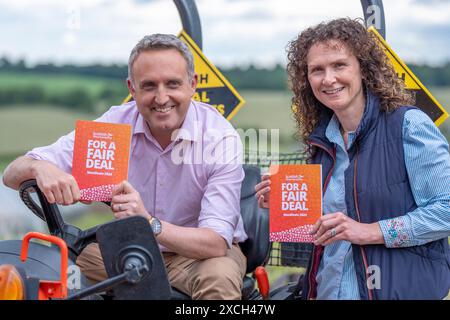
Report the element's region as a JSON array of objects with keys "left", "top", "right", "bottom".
[
  {"left": 378, "top": 216, "right": 416, "bottom": 248},
  {"left": 198, "top": 217, "right": 235, "bottom": 249}
]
